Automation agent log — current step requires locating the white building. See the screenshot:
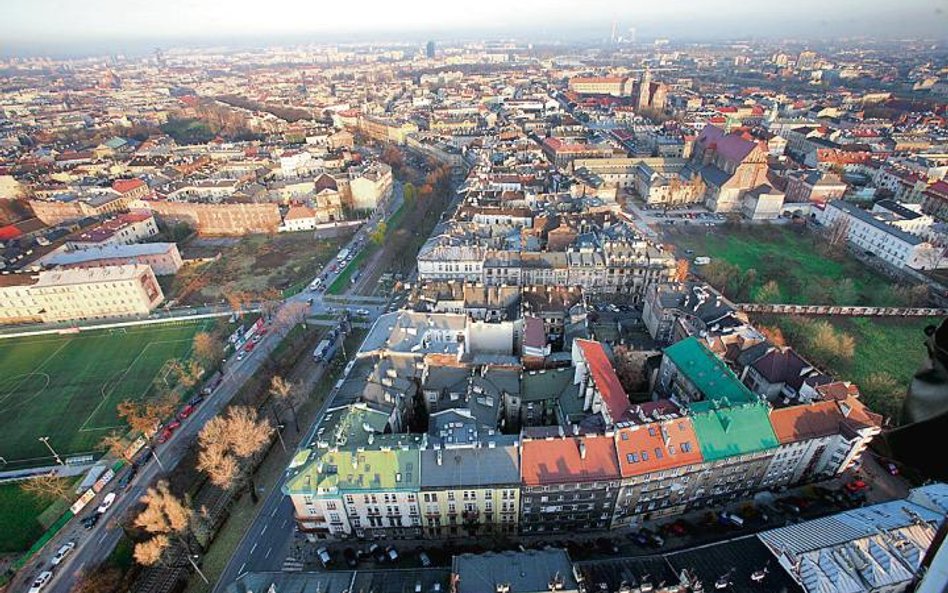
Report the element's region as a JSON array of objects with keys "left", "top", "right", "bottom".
[{"left": 814, "top": 200, "right": 947, "bottom": 270}]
